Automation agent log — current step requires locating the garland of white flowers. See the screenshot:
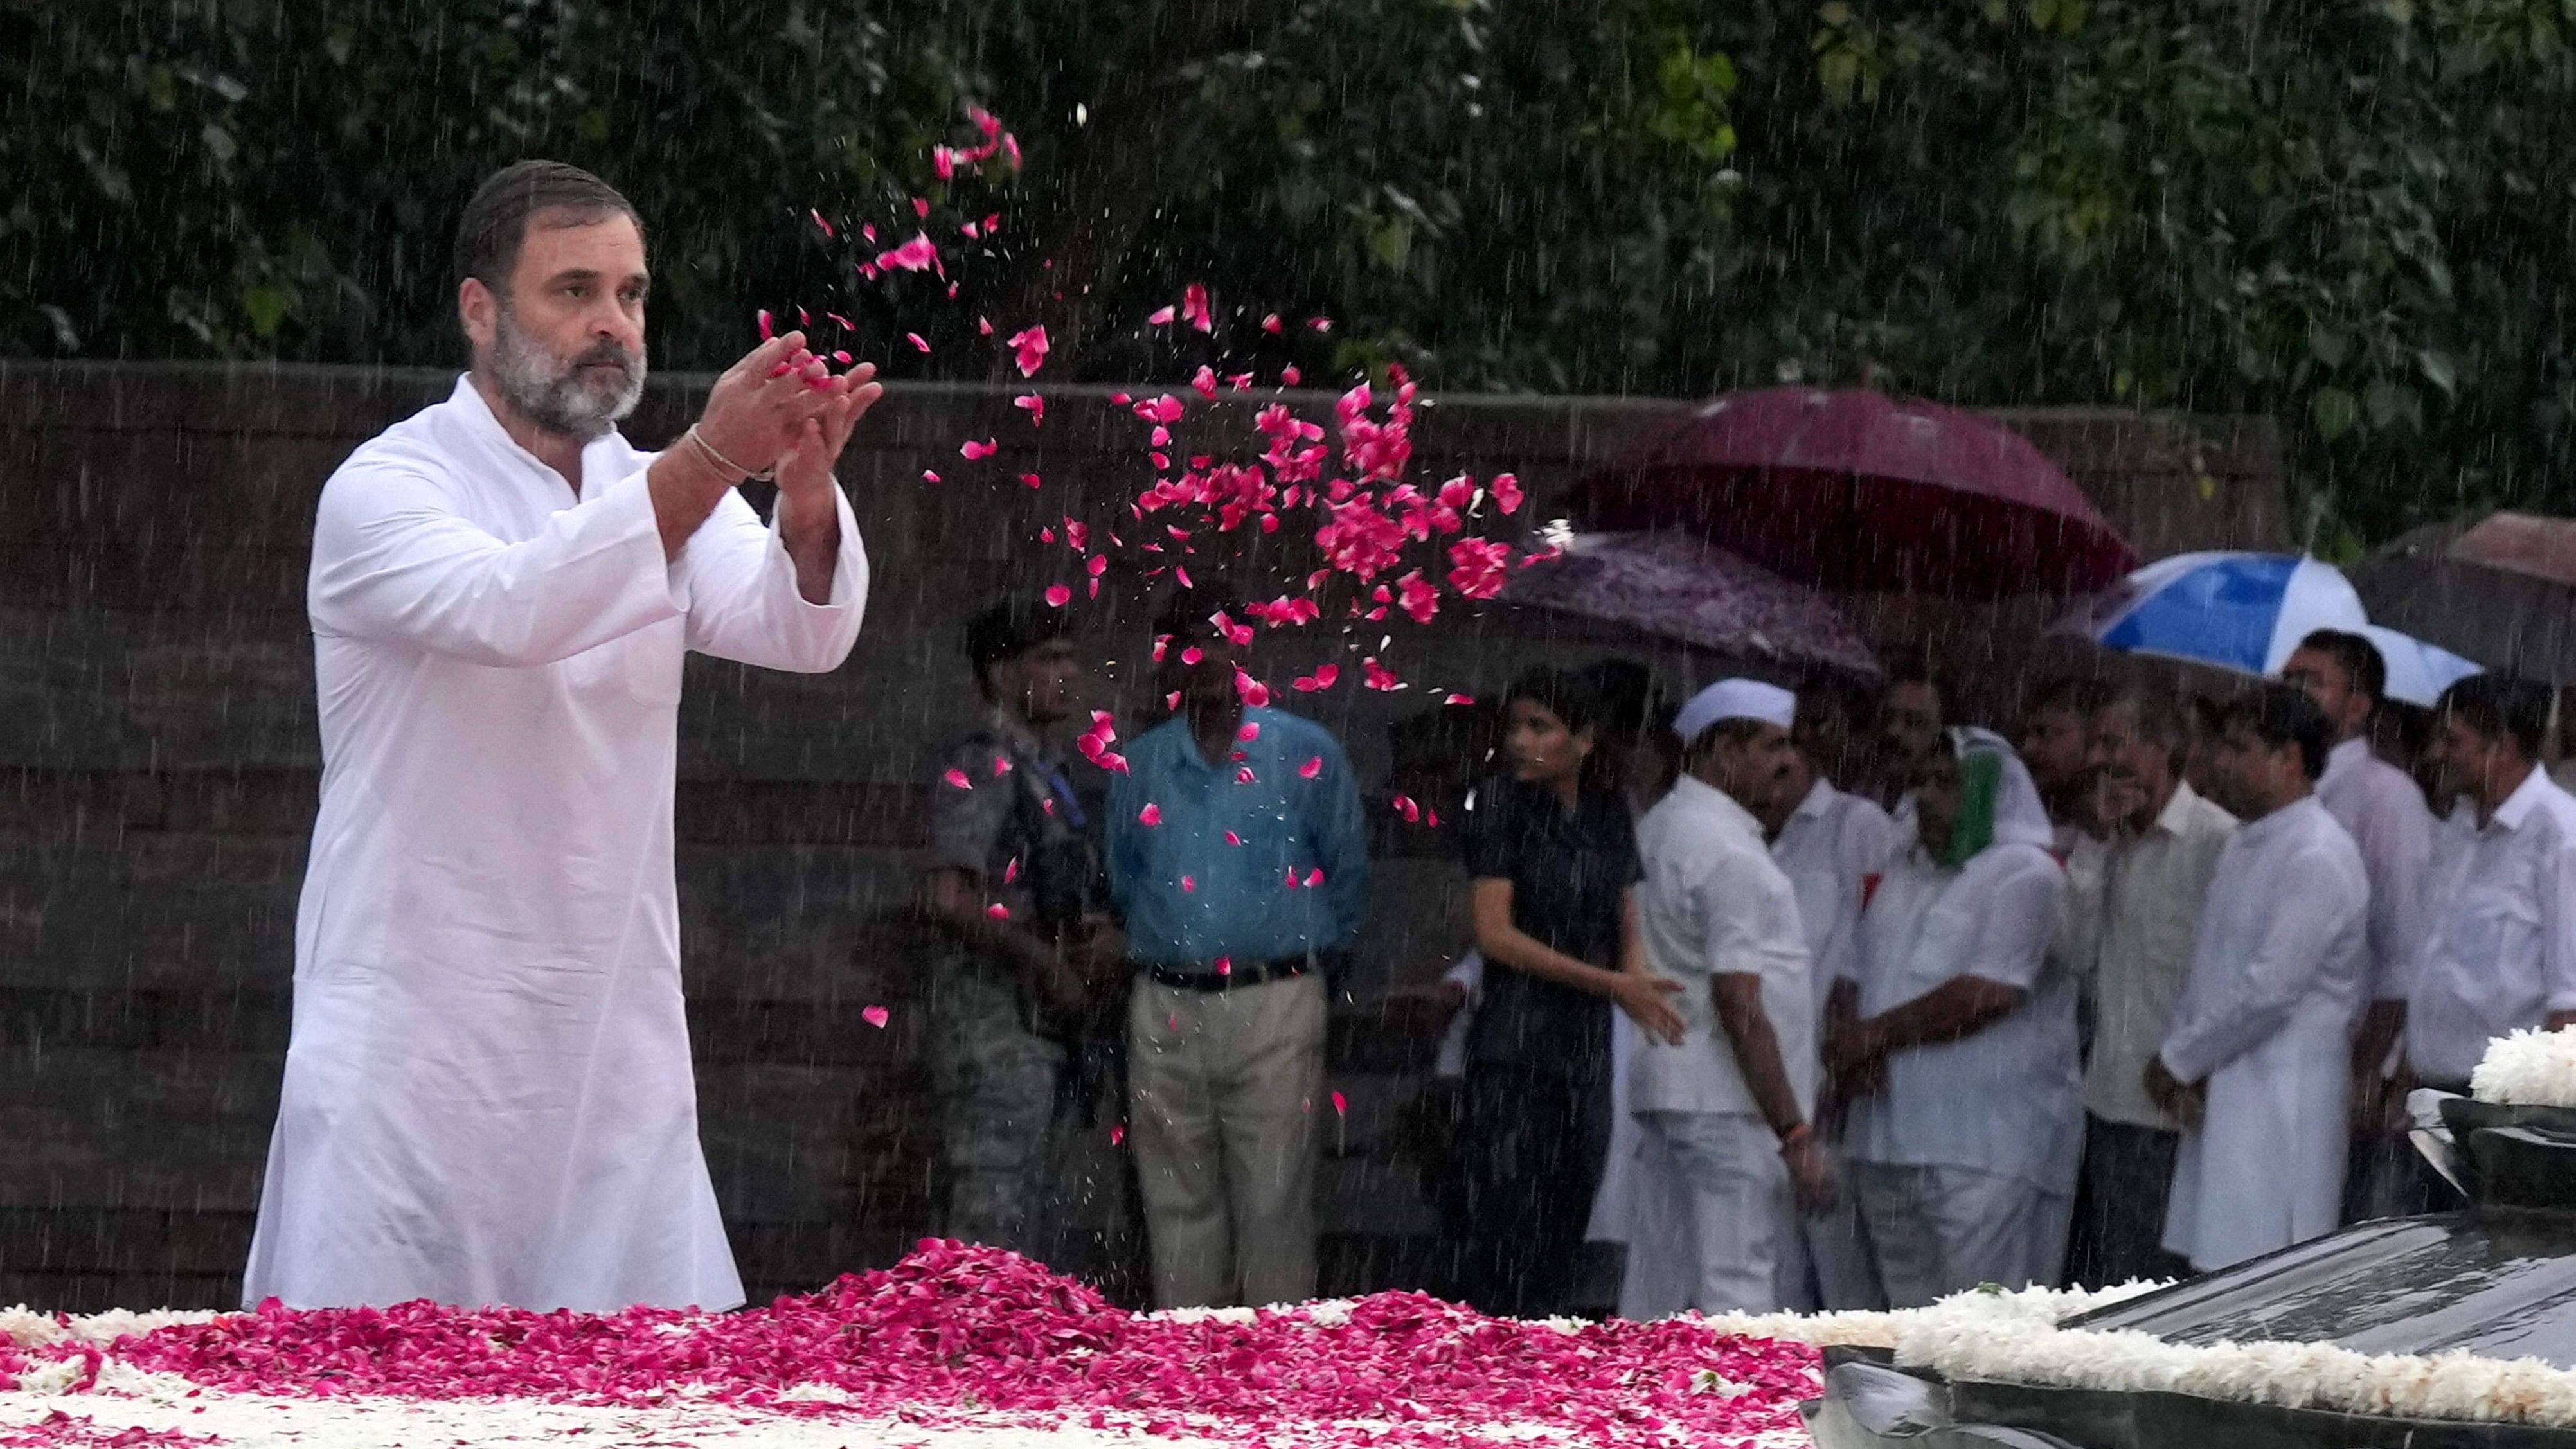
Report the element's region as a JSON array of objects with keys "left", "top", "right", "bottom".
[{"left": 2471, "top": 1026, "right": 2576, "bottom": 1108}]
